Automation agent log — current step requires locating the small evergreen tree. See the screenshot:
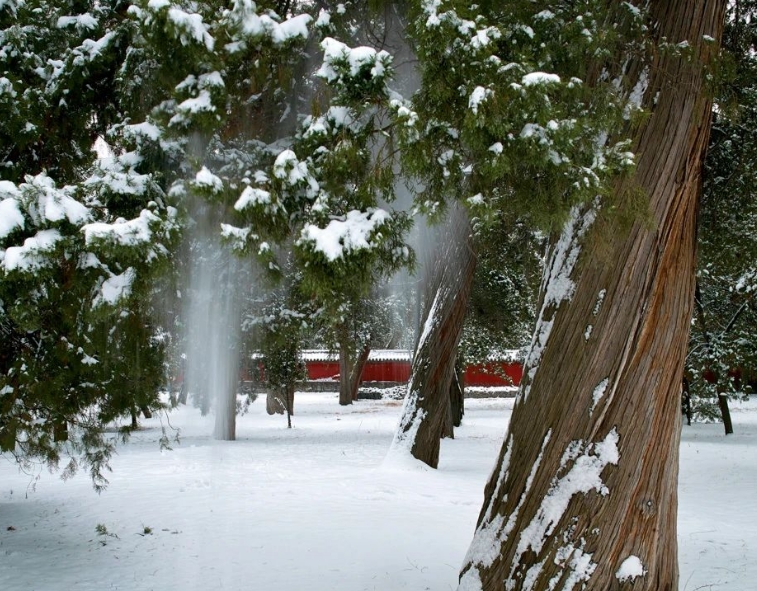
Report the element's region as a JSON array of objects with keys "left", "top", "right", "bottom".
[
  {"left": 225, "top": 6, "right": 415, "bottom": 404},
  {"left": 256, "top": 300, "right": 308, "bottom": 426},
  {"left": 460, "top": 216, "right": 541, "bottom": 371}
]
